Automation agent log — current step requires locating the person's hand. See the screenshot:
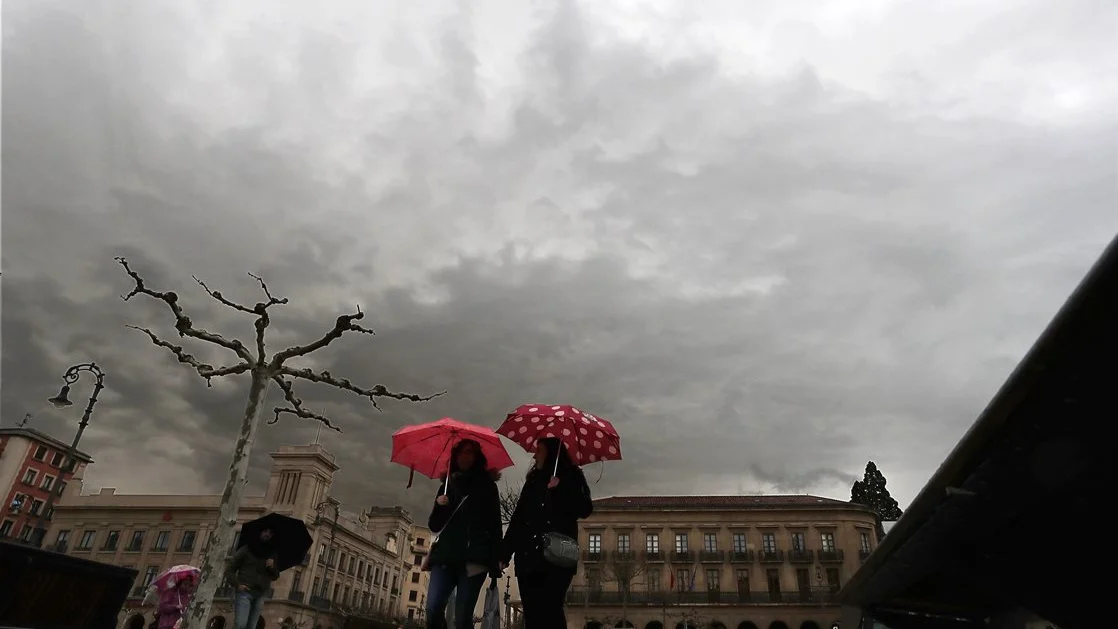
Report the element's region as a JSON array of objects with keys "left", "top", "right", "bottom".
[
  {"left": 547, "top": 477, "right": 560, "bottom": 489},
  {"left": 265, "top": 558, "right": 275, "bottom": 568},
  {"left": 436, "top": 495, "right": 449, "bottom": 506}
]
